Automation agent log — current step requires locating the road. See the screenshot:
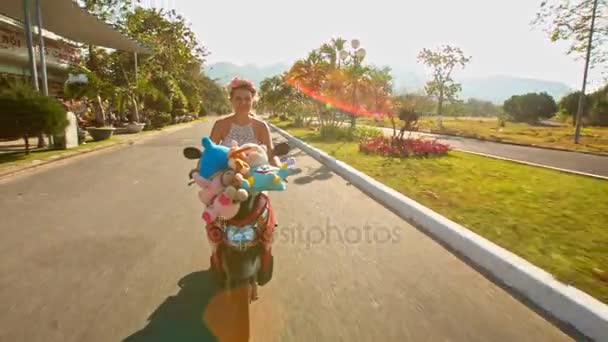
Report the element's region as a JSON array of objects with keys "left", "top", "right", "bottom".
[
  {"left": 378, "top": 127, "right": 608, "bottom": 177},
  {"left": 0, "top": 120, "right": 578, "bottom": 341}
]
